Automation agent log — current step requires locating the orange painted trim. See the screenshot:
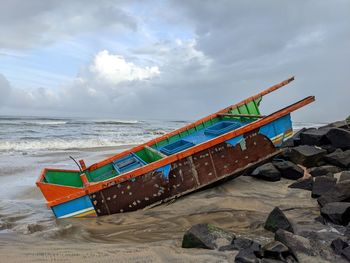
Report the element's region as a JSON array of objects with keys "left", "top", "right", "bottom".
[
  {"left": 47, "top": 95, "right": 314, "bottom": 207},
  {"left": 37, "top": 76, "right": 294, "bottom": 187},
  {"left": 37, "top": 181, "right": 86, "bottom": 203},
  {"left": 88, "top": 76, "right": 295, "bottom": 171}
]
